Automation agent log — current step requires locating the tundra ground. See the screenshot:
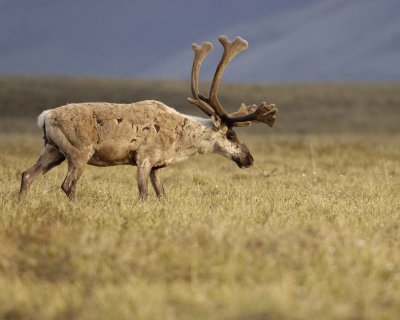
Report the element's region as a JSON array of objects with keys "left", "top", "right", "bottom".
[{"left": 1, "top": 131, "right": 399, "bottom": 319}]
